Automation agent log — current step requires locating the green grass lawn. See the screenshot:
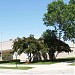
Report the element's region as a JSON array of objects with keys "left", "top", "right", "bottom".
[
  {"left": 0, "top": 61, "right": 56, "bottom": 70},
  {"left": 30, "top": 61, "right": 56, "bottom": 64},
  {"left": 0, "top": 57, "right": 75, "bottom": 65},
  {"left": 1, "top": 61, "right": 56, "bottom": 65},
  {"left": 0, "top": 66, "right": 33, "bottom": 70}
]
